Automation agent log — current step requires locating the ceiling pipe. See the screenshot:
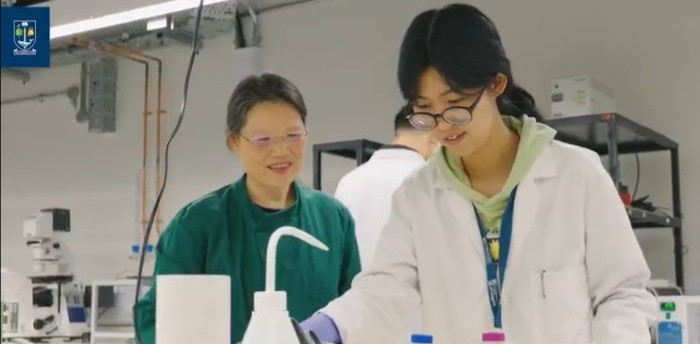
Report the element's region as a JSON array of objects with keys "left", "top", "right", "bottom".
[{"left": 1, "top": 86, "right": 78, "bottom": 107}]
